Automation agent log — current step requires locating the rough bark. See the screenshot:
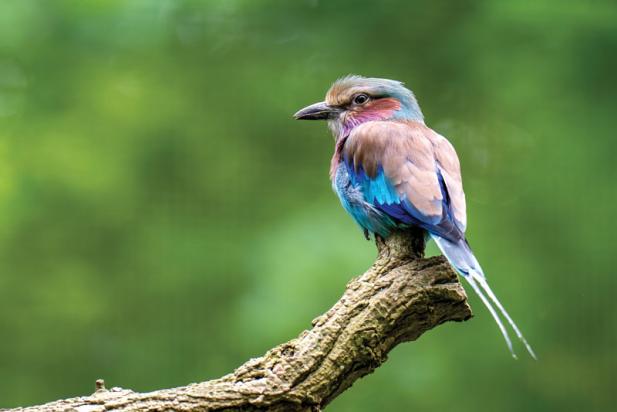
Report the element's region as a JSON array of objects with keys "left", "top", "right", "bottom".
[{"left": 7, "top": 229, "right": 471, "bottom": 412}]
